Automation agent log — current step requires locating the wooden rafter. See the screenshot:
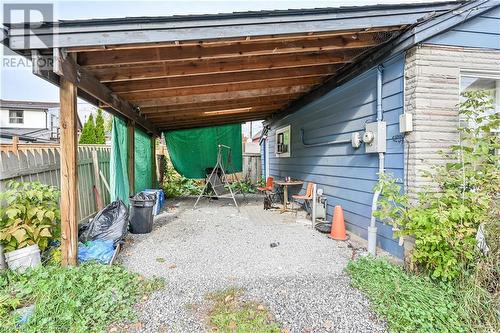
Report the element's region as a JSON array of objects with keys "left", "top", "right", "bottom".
[
  {"left": 53, "top": 49, "right": 159, "bottom": 136},
  {"left": 92, "top": 50, "right": 361, "bottom": 82},
  {"left": 76, "top": 31, "right": 386, "bottom": 67},
  {"left": 144, "top": 105, "right": 281, "bottom": 120}
]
